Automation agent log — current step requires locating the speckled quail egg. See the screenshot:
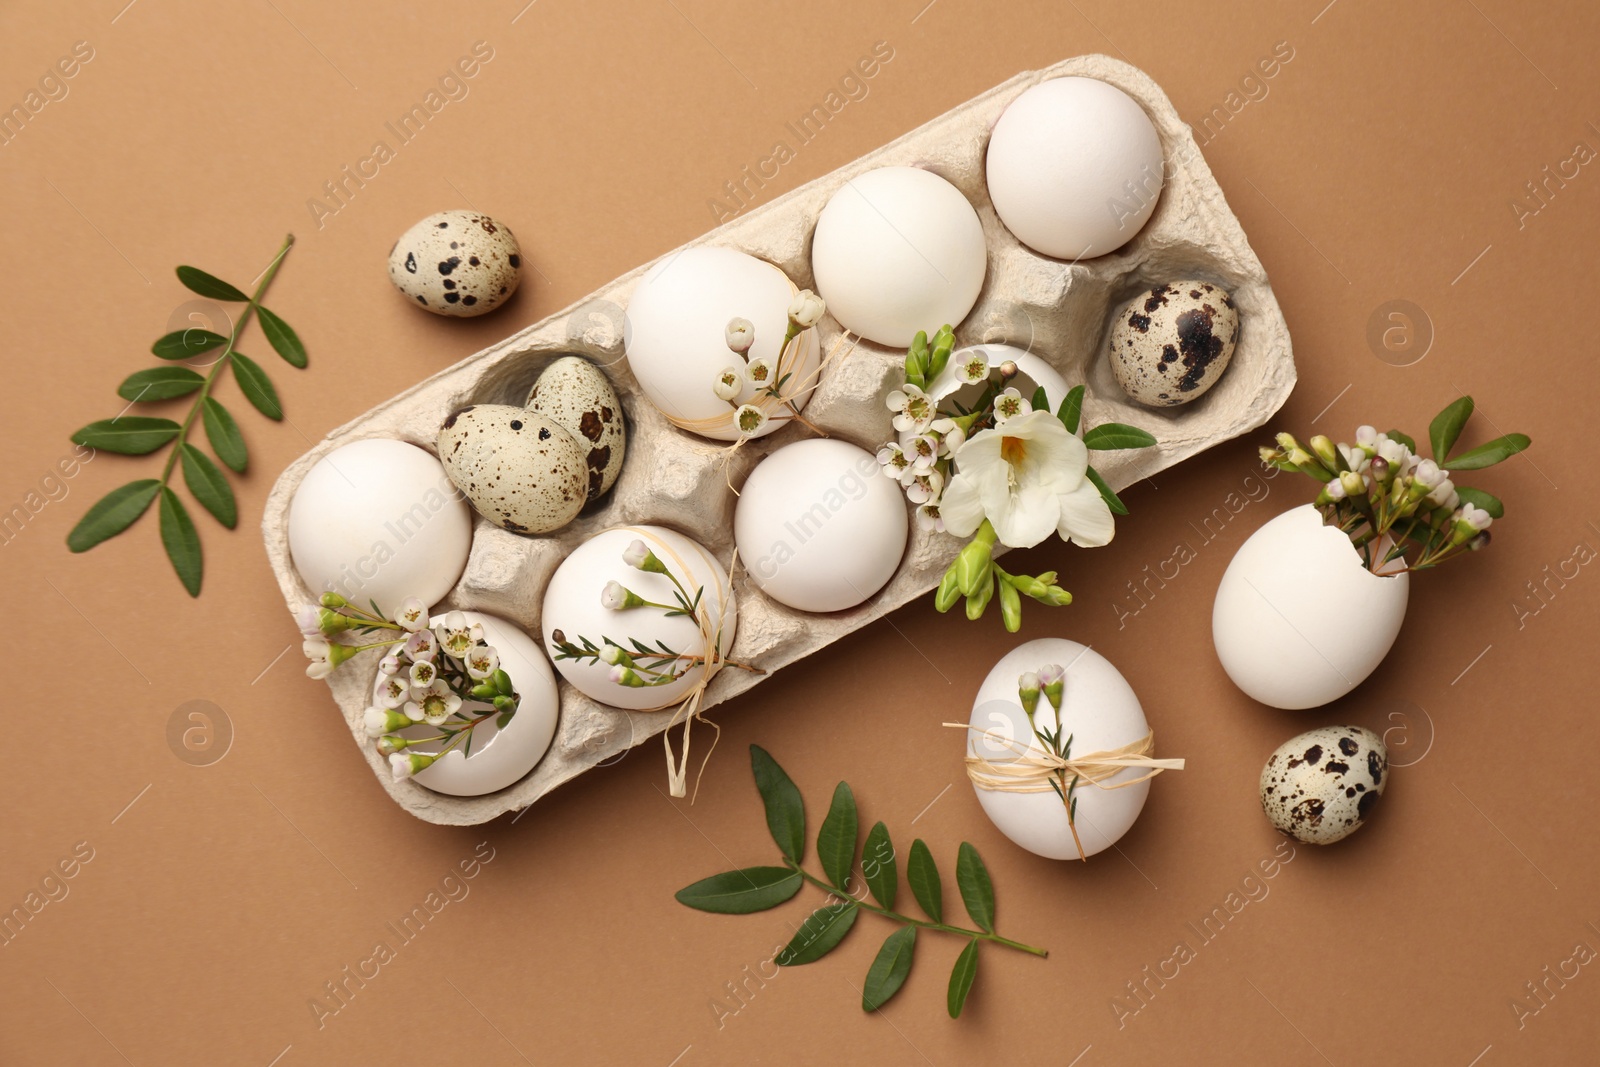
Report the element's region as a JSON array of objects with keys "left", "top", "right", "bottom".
[
  {"left": 437, "top": 405, "right": 586, "bottom": 534},
  {"left": 525, "top": 356, "right": 626, "bottom": 500},
  {"left": 1260, "top": 725, "right": 1387, "bottom": 845},
  {"left": 388, "top": 210, "right": 523, "bottom": 317},
  {"left": 1109, "top": 281, "right": 1239, "bottom": 407}
]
